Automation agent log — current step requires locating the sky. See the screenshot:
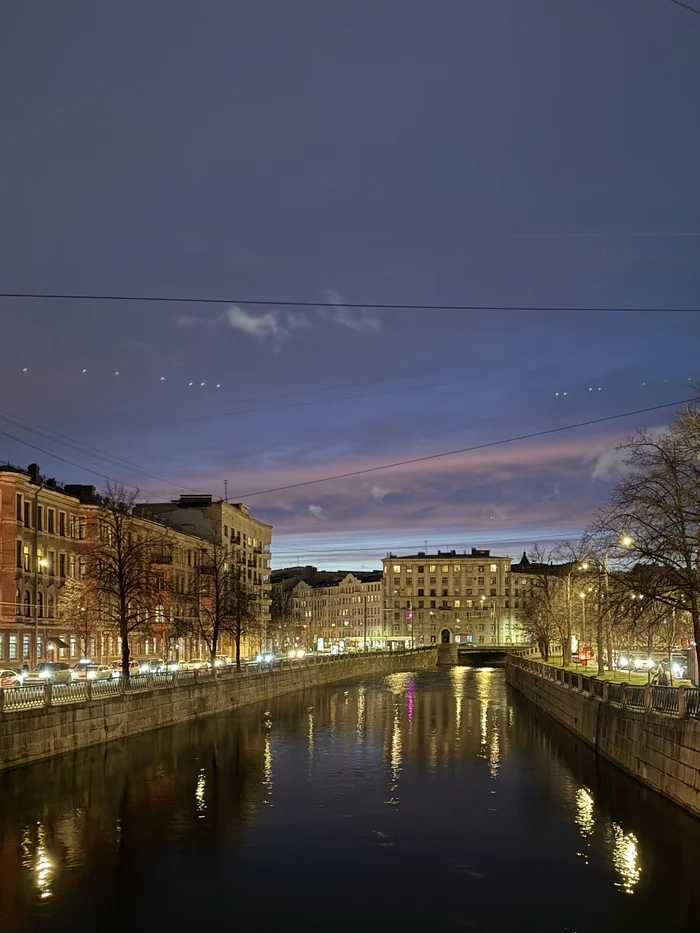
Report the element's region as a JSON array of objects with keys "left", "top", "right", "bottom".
[{"left": 1, "top": 1, "right": 699, "bottom": 570}]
